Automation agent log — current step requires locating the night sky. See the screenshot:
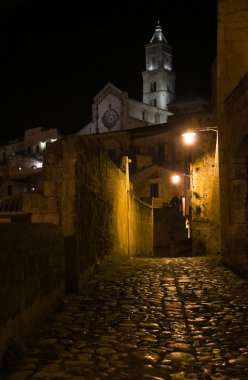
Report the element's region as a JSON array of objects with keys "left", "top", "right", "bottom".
[{"left": 0, "top": 0, "right": 217, "bottom": 143}]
